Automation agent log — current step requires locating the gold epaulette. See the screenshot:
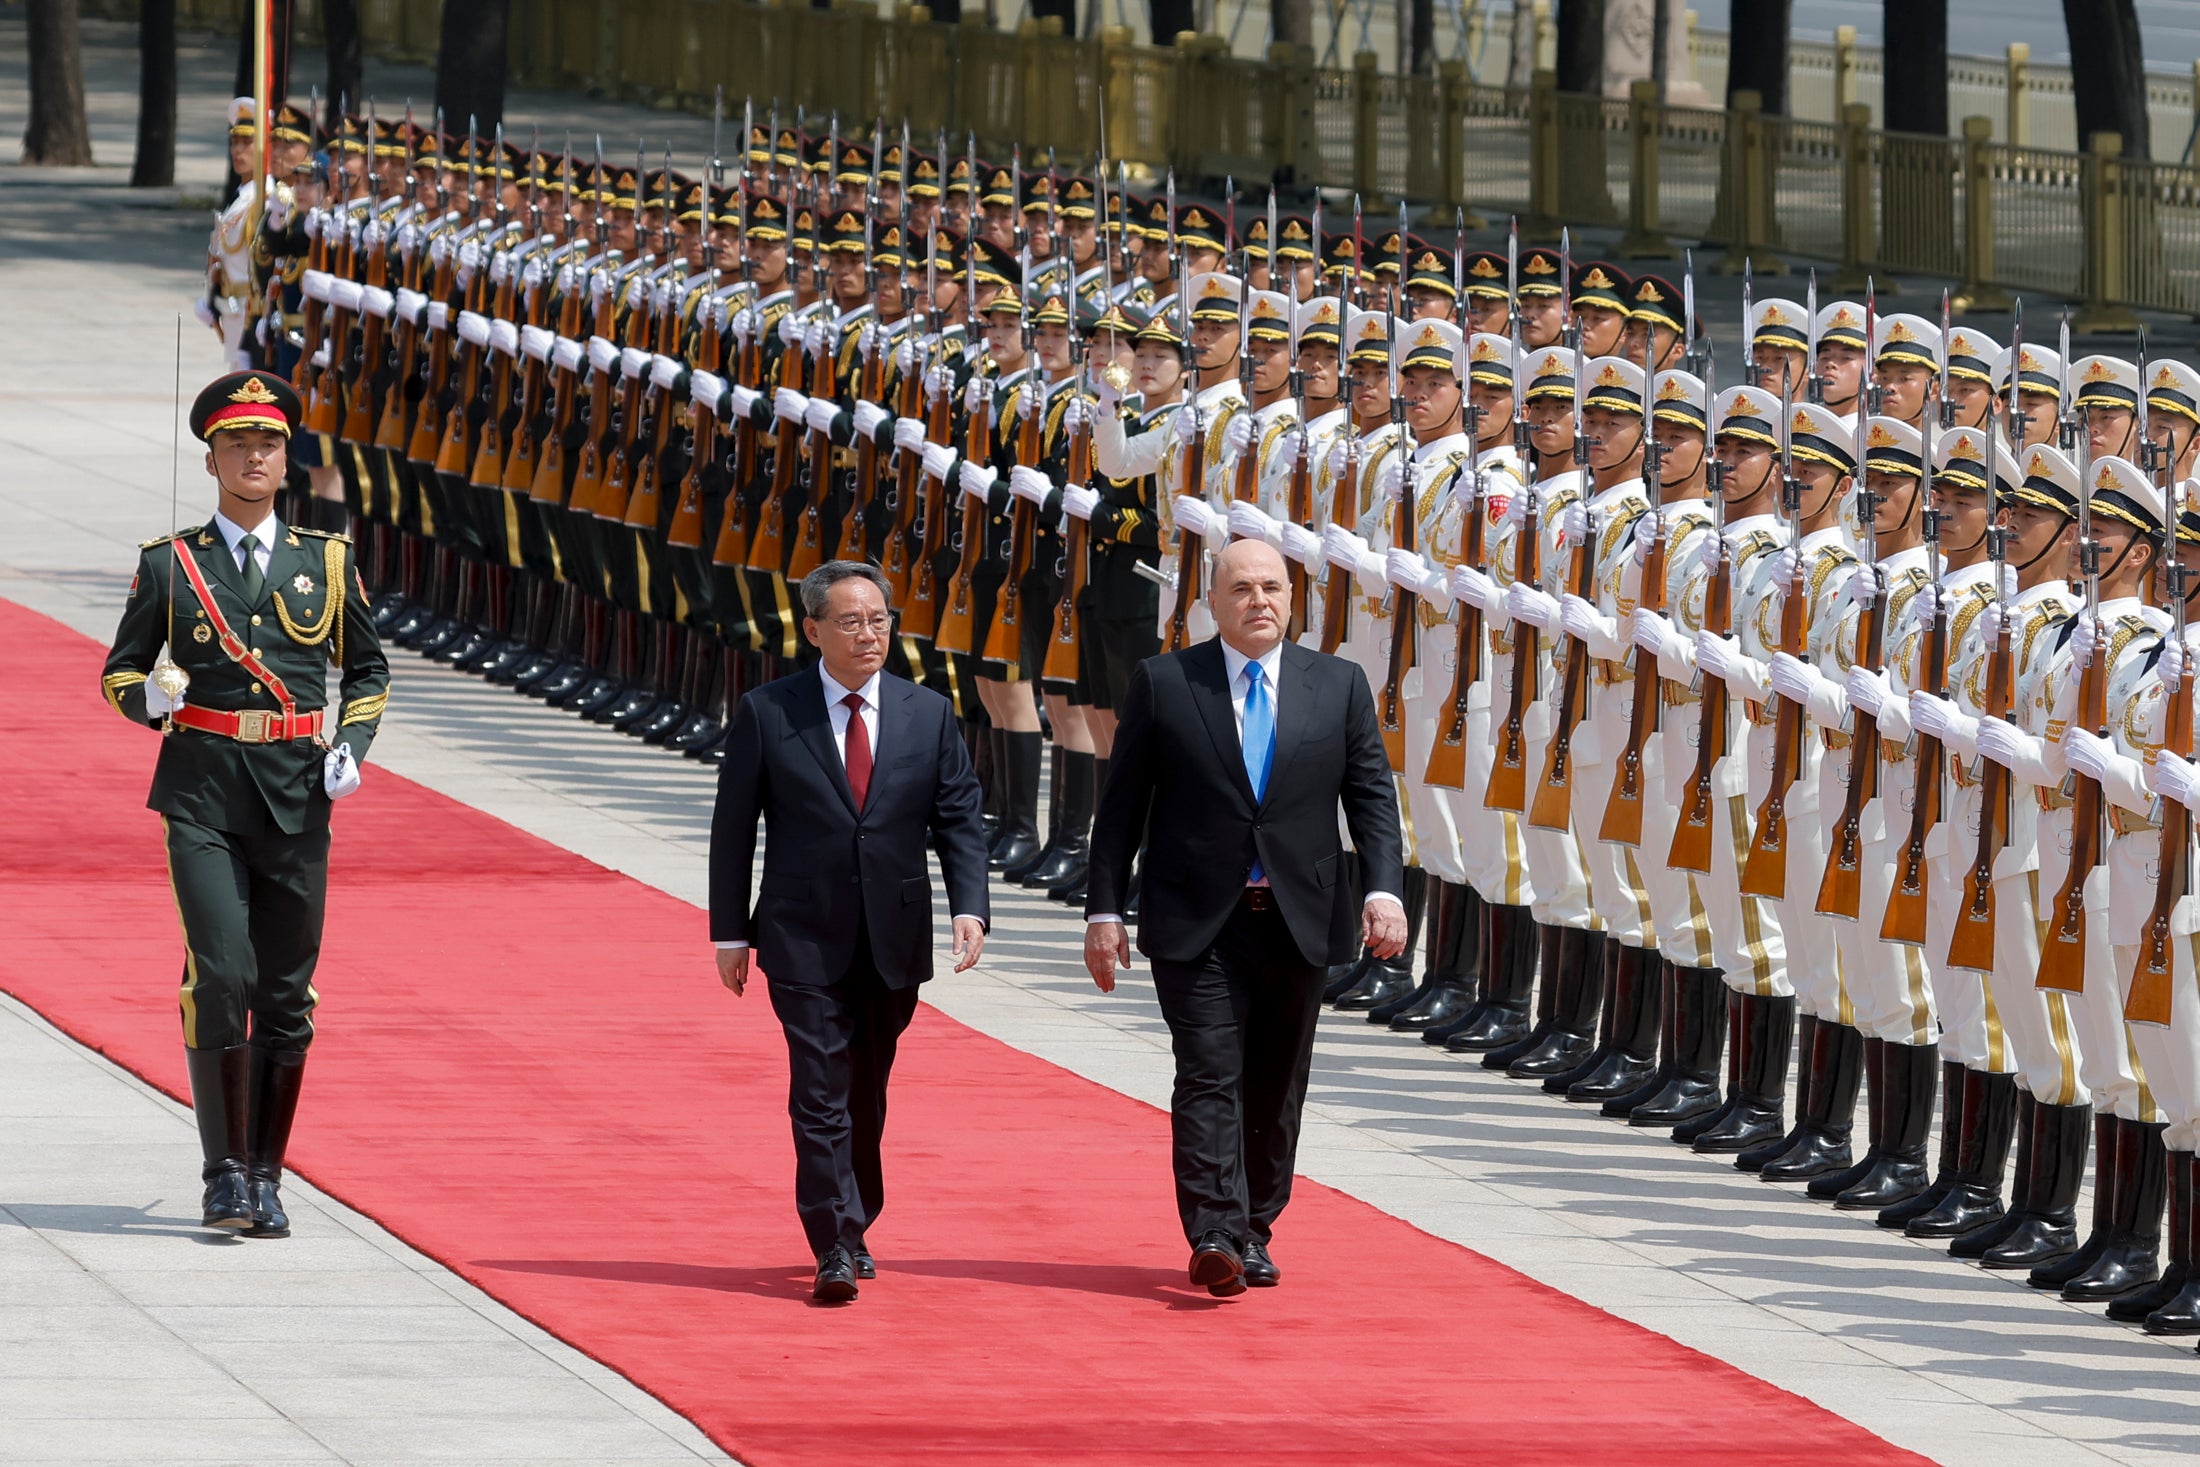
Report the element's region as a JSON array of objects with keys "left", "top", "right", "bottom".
[
  {"left": 291, "top": 526, "right": 354, "bottom": 544},
  {"left": 140, "top": 528, "right": 195, "bottom": 550}
]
